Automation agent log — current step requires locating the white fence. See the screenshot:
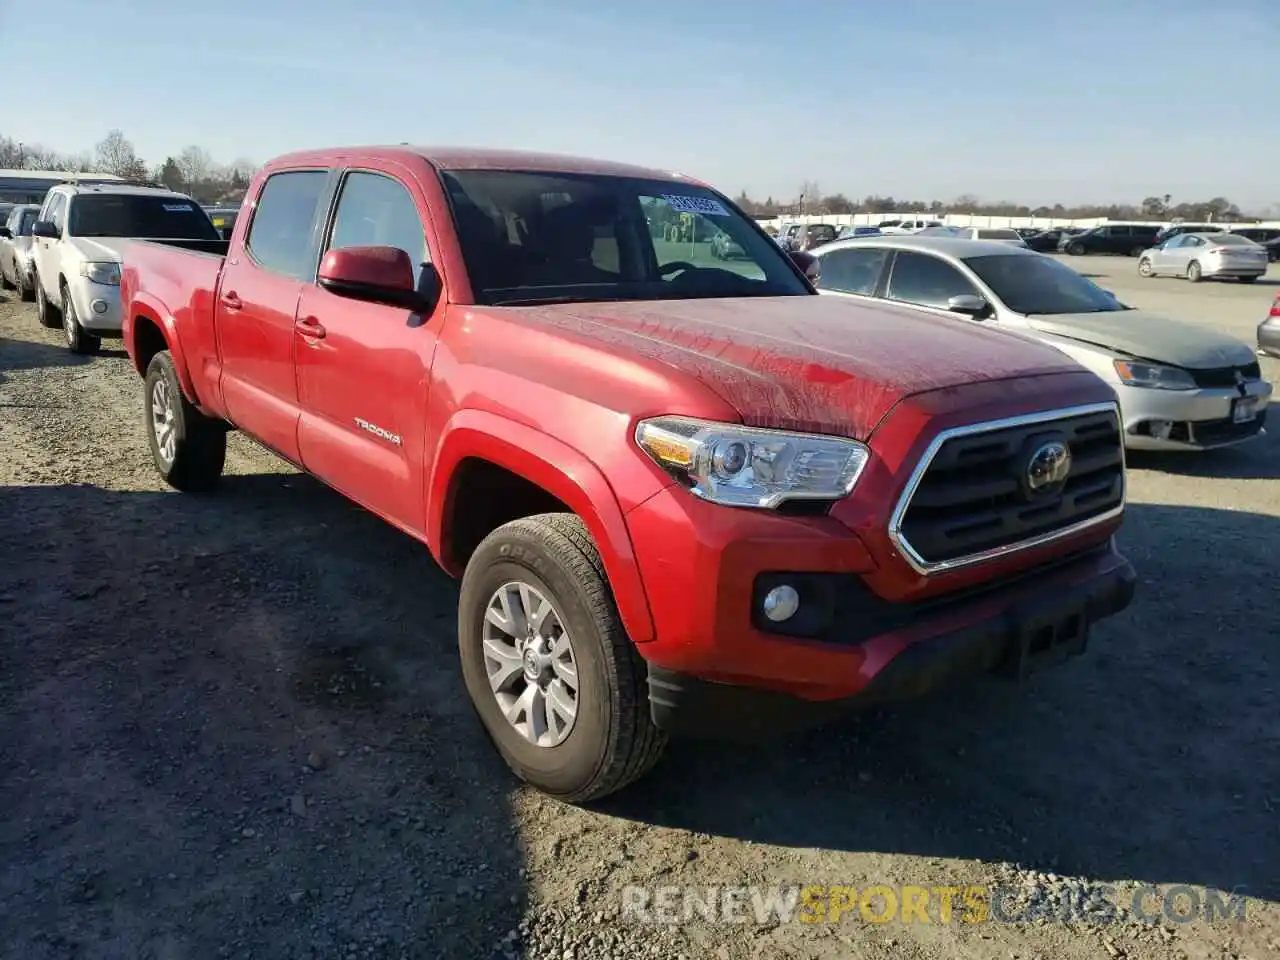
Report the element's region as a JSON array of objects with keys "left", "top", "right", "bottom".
[{"left": 755, "top": 212, "right": 1280, "bottom": 232}]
